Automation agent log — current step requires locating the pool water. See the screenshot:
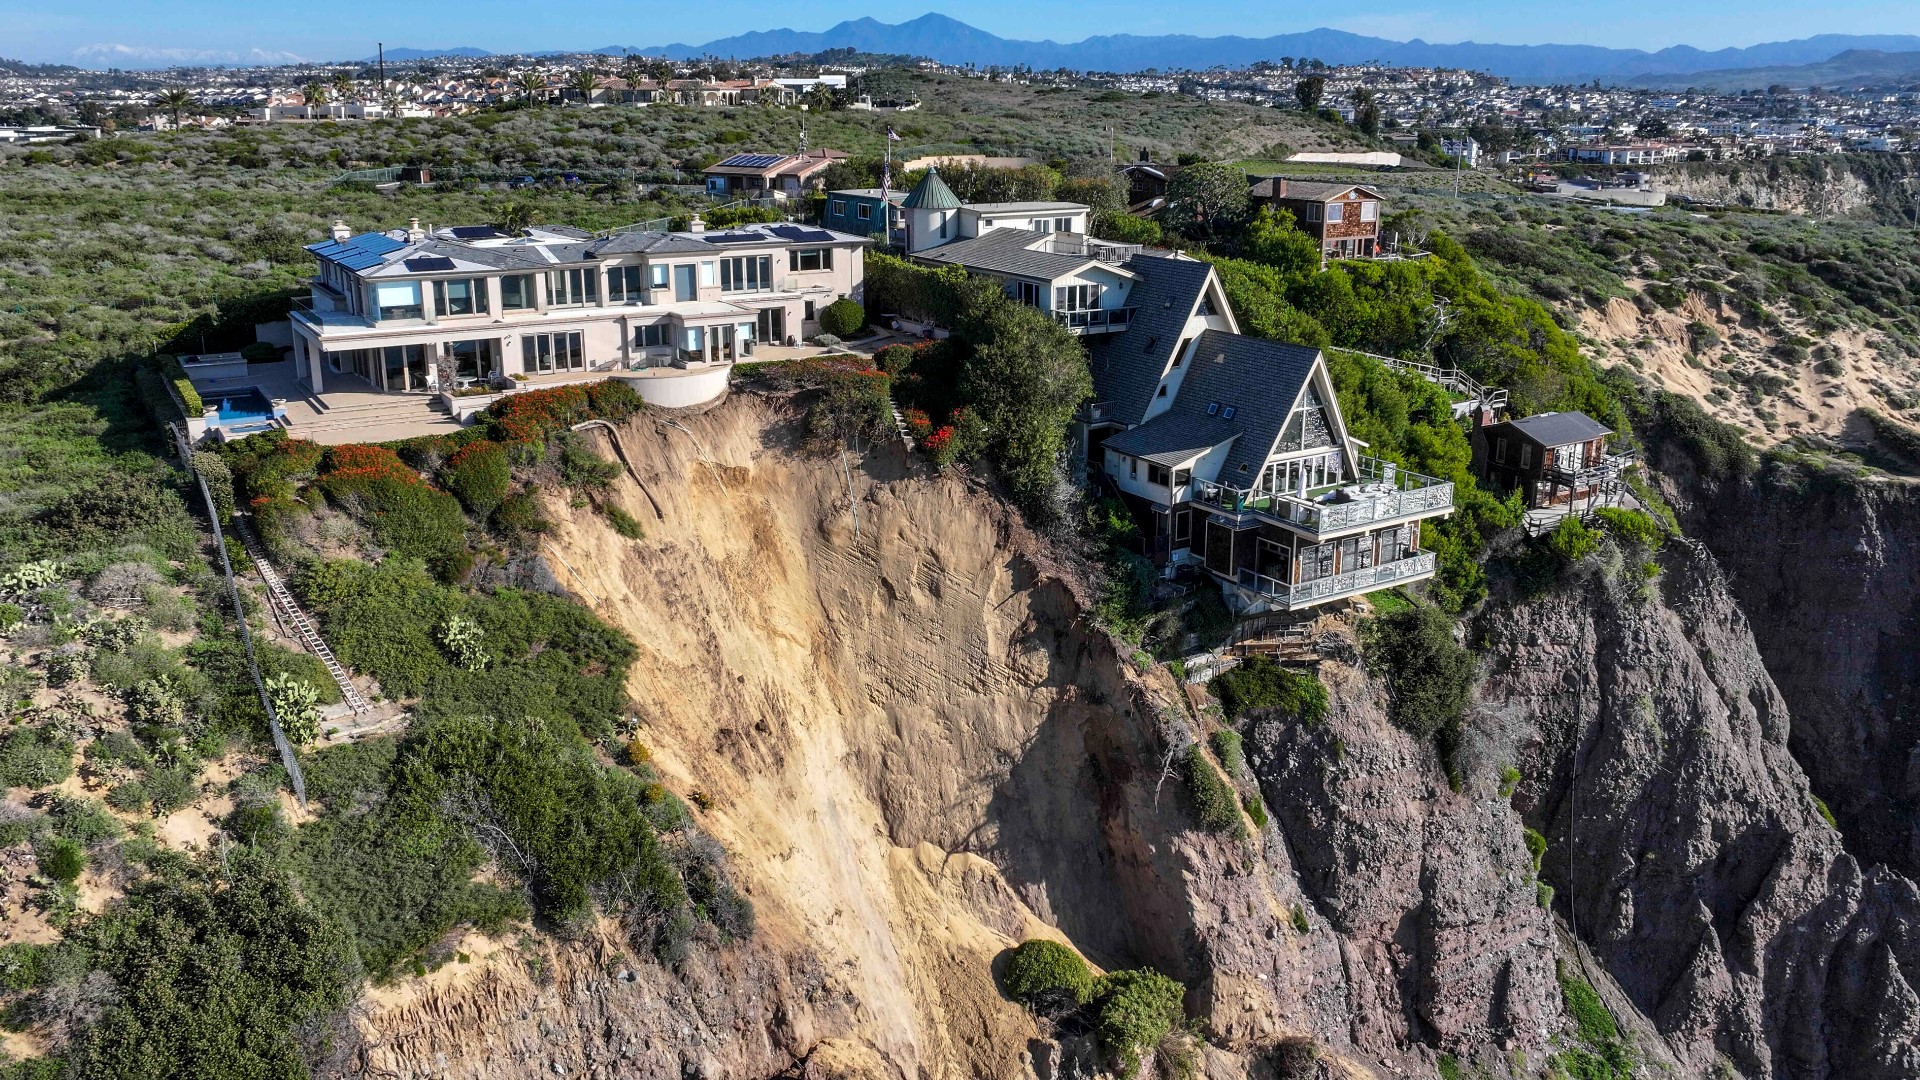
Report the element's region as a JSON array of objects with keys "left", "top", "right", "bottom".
[{"left": 213, "top": 388, "right": 275, "bottom": 423}]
